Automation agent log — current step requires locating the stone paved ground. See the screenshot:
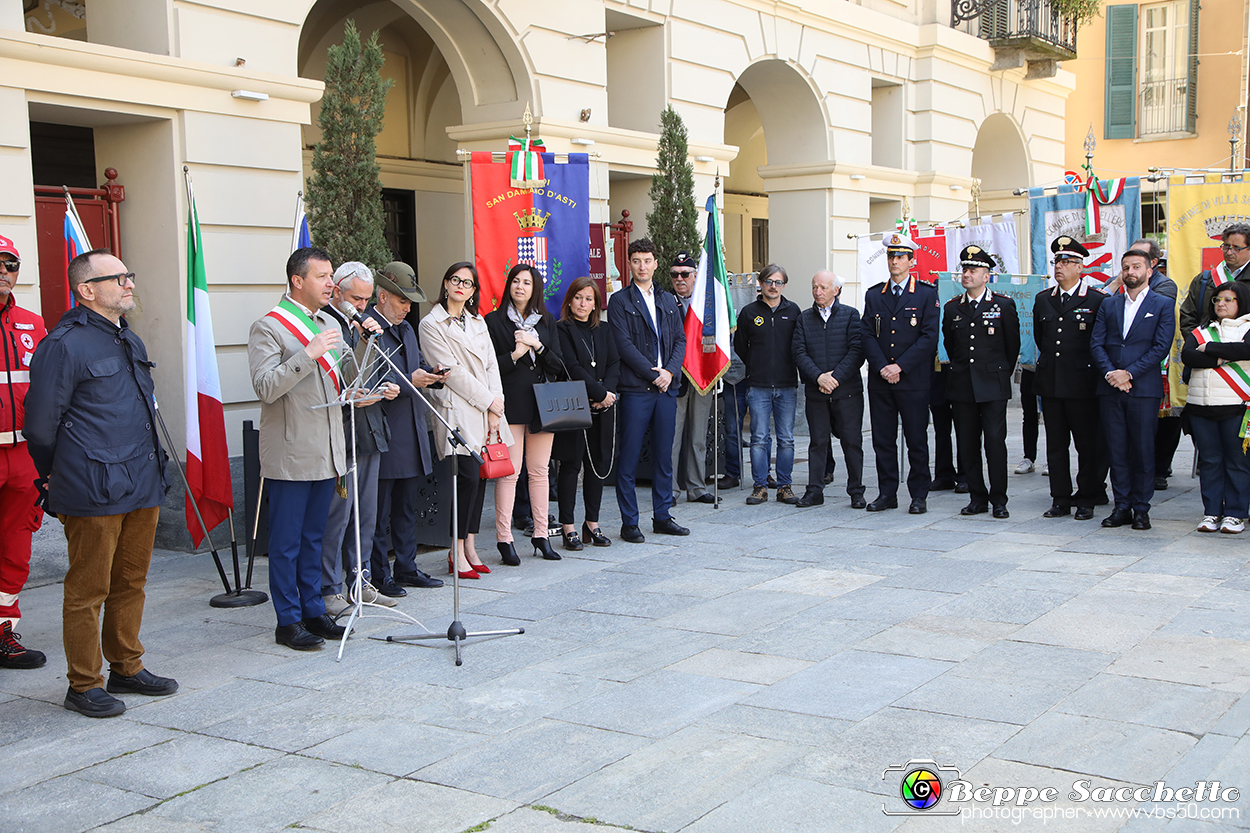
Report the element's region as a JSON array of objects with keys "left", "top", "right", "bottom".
[{"left": 4, "top": 418, "right": 1250, "bottom": 833}]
